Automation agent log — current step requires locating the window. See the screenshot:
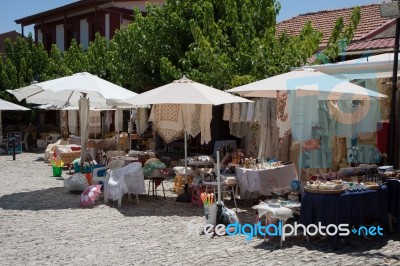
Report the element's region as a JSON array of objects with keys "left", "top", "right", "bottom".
[{"left": 66, "top": 28, "right": 77, "bottom": 49}]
